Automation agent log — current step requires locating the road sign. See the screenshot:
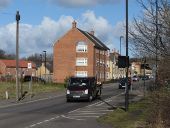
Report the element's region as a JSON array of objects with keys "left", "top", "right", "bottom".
[{"left": 28, "top": 63, "right": 32, "bottom": 69}]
